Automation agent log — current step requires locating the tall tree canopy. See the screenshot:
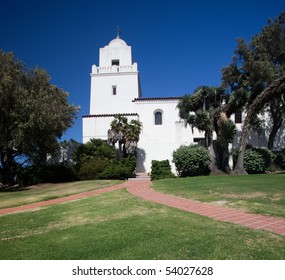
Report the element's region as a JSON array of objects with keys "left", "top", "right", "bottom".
[
  {"left": 0, "top": 50, "right": 79, "bottom": 186},
  {"left": 222, "top": 12, "right": 285, "bottom": 150}
]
